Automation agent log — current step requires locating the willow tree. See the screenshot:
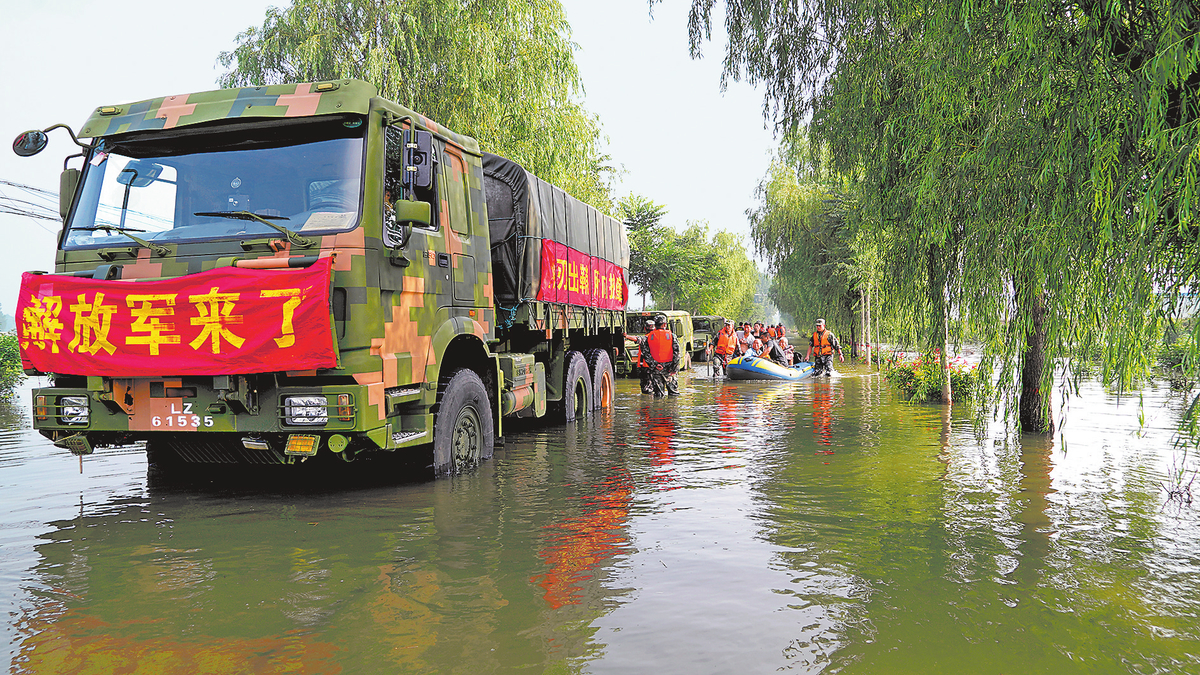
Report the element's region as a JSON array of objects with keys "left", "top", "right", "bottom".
[
  {"left": 750, "top": 150, "right": 863, "bottom": 346},
  {"left": 220, "top": 0, "right": 613, "bottom": 210},
  {"left": 679, "top": 0, "right": 1198, "bottom": 431}
]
